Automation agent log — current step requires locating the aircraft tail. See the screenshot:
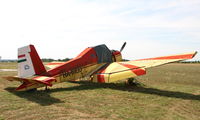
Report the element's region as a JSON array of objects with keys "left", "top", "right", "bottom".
[{"left": 17, "top": 45, "right": 46, "bottom": 78}]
